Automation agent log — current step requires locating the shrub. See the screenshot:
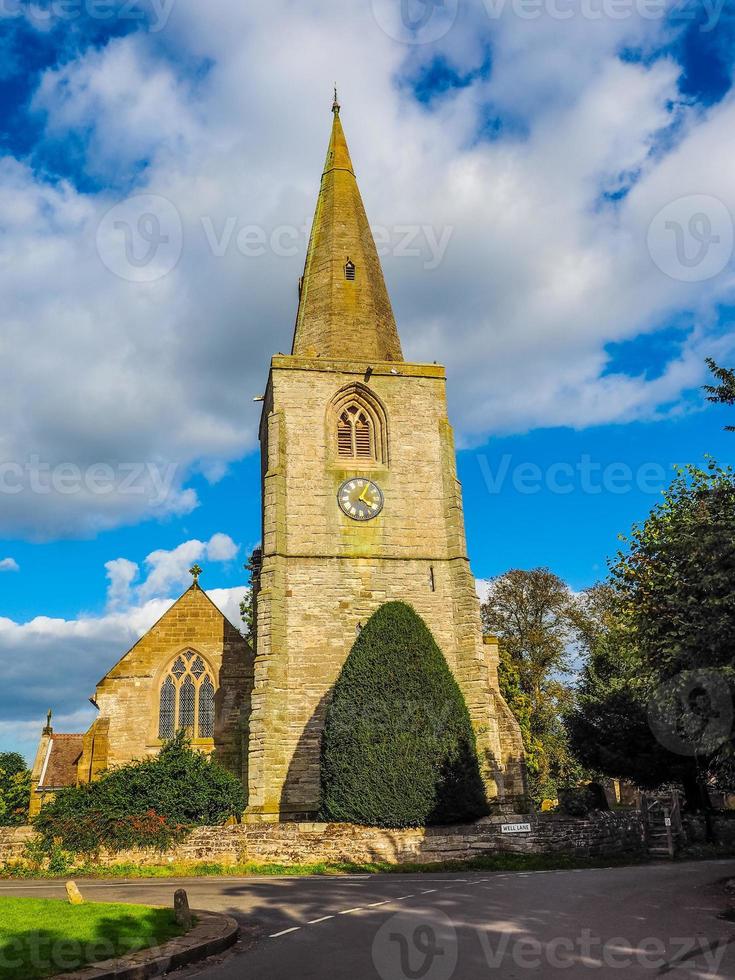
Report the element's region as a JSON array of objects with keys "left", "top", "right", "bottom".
[
  {"left": 0, "top": 753, "right": 31, "bottom": 826},
  {"left": 558, "top": 783, "right": 609, "bottom": 818},
  {"left": 34, "top": 733, "right": 245, "bottom": 855},
  {"left": 320, "top": 601, "right": 489, "bottom": 827}
]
